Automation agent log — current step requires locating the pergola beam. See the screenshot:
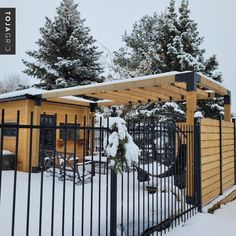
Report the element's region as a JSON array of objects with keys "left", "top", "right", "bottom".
[
  {"left": 132, "top": 87, "right": 170, "bottom": 101},
  {"left": 87, "top": 92, "right": 130, "bottom": 104},
  {"left": 42, "top": 74, "right": 176, "bottom": 99},
  {"left": 123, "top": 88, "right": 161, "bottom": 102},
  {"left": 106, "top": 90, "right": 150, "bottom": 103},
  {"left": 148, "top": 87, "right": 183, "bottom": 101},
  {"left": 40, "top": 72, "right": 231, "bottom": 120},
  {"left": 46, "top": 97, "right": 90, "bottom": 106},
  {"left": 199, "top": 75, "right": 228, "bottom": 96},
  {"left": 174, "top": 82, "right": 214, "bottom": 99}
]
